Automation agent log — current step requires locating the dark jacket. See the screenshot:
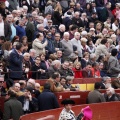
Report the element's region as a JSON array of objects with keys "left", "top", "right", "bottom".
[
  {"left": 53, "top": 40, "right": 64, "bottom": 52},
  {"left": 9, "top": 49, "right": 23, "bottom": 79},
  {"left": 18, "top": 95, "right": 38, "bottom": 114},
  {"left": 25, "top": 21, "right": 35, "bottom": 42},
  {"left": 59, "top": 67, "right": 74, "bottom": 77},
  {"left": 38, "top": 89, "right": 59, "bottom": 111},
  {"left": 4, "top": 22, "right": 12, "bottom": 41},
  {"left": 3, "top": 97, "right": 23, "bottom": 120}
]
